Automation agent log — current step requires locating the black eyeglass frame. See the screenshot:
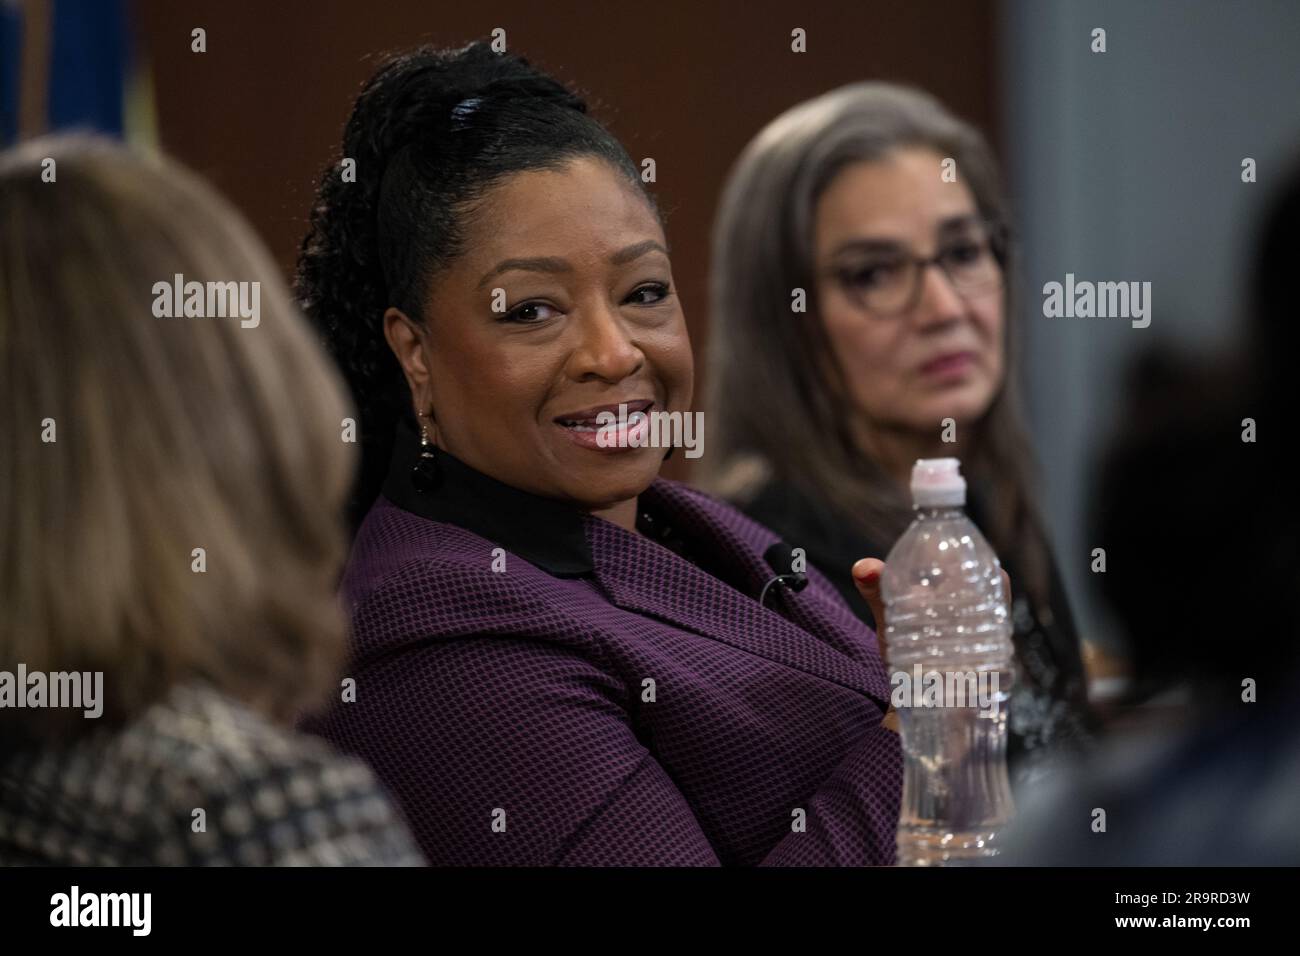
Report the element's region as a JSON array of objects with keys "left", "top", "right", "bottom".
[{"left": 820, "top": 217, "right": 1010, "bottom": 317}]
